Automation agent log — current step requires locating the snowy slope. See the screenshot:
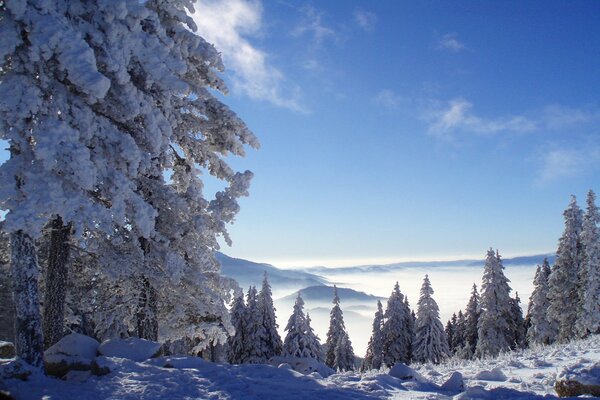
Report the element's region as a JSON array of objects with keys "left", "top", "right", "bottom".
[{"left": 5, "top": 334, "right": 600, "bottom": 399}]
